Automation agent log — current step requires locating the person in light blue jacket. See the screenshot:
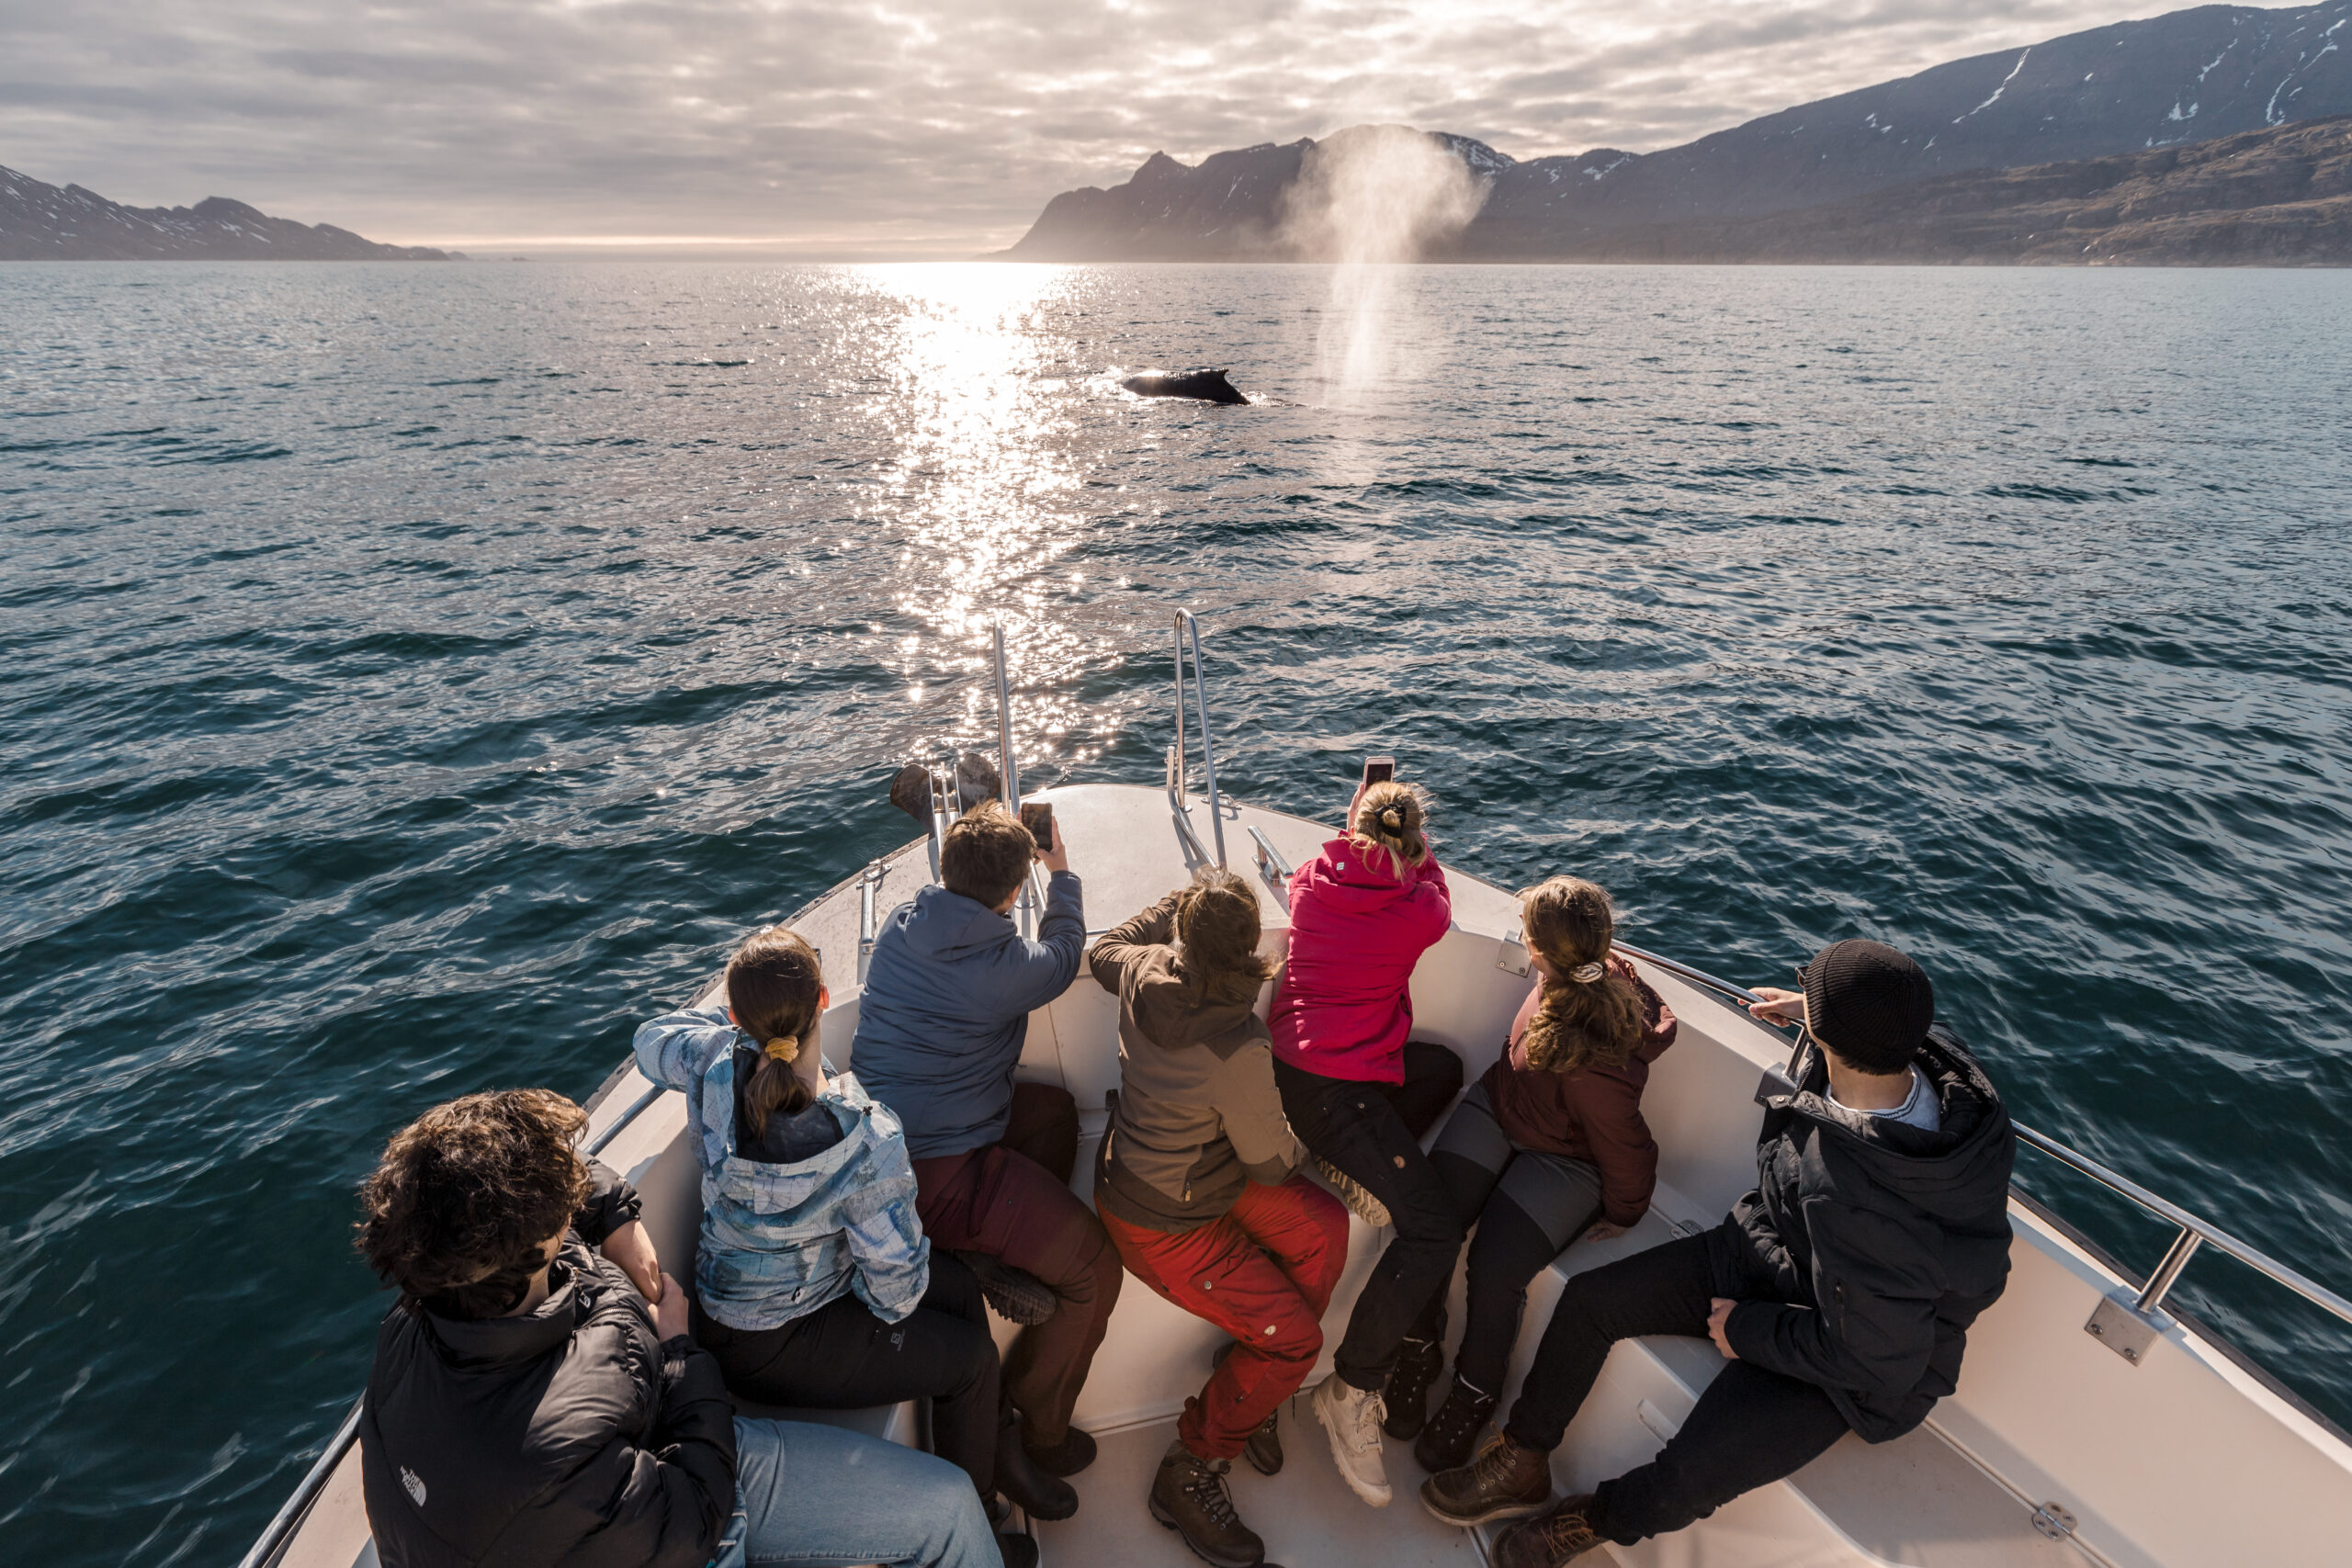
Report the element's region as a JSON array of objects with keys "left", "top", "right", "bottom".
[{"left": 635, "top": 925, "right": 1078, "bottom": 1544}]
